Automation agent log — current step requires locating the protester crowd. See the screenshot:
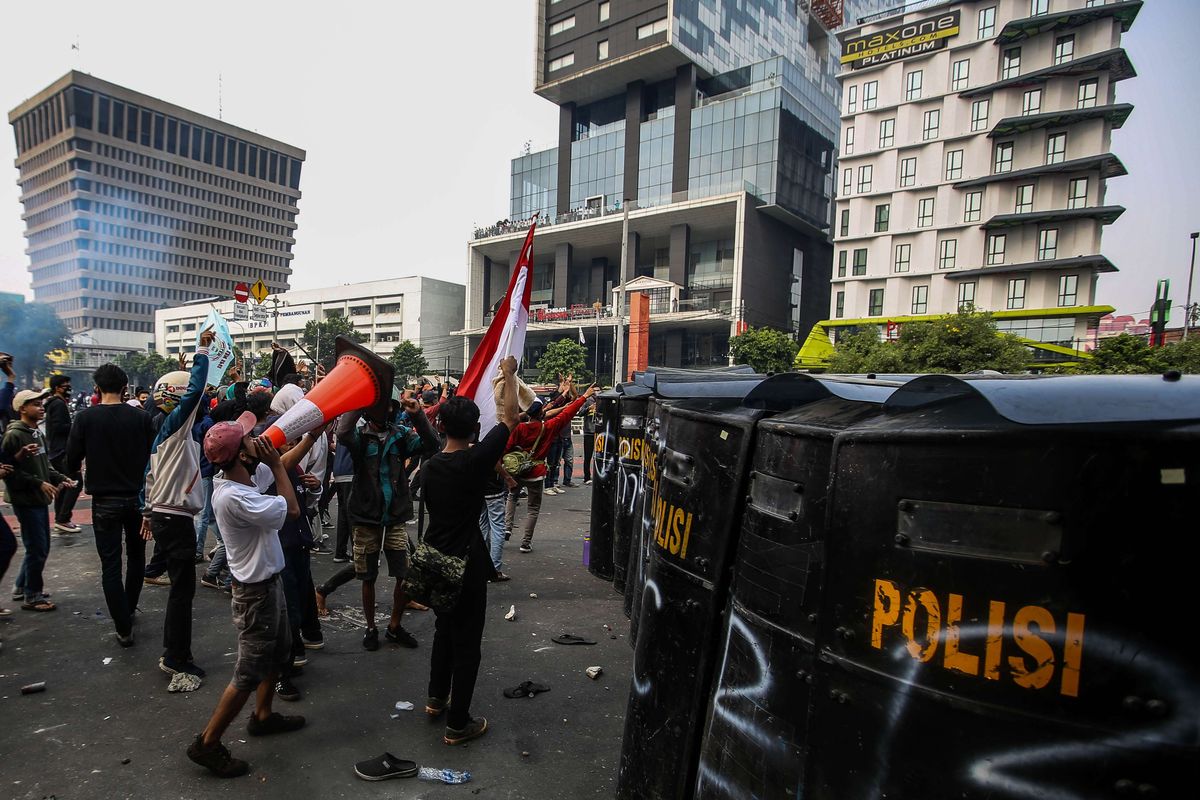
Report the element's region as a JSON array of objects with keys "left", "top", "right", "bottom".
[{"left": 0, "top": 340, "right": 600, "bottom": 779}]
